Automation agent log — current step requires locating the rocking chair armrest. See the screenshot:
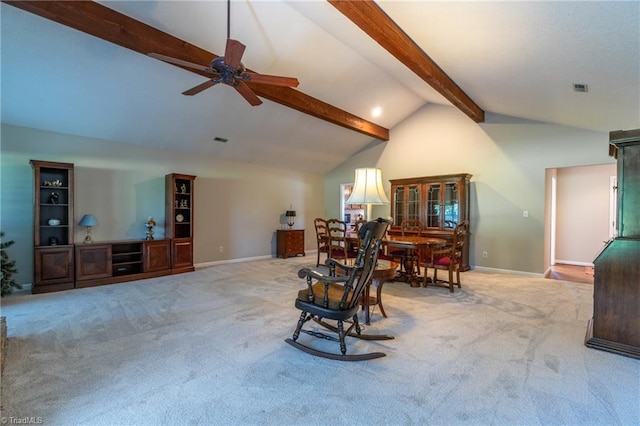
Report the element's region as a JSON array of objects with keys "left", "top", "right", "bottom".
[
  {"left": 297, "top": 267, "right": 349, "bottom": 284},
  {"left": 323, "top": 257, "right": 354, "bottom": 274}
]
